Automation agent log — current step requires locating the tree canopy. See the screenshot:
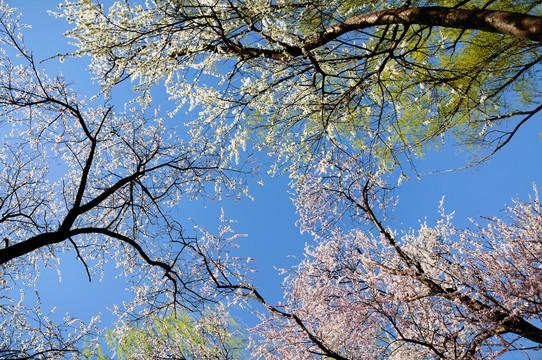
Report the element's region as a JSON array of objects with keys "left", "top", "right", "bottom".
[
  {"left": 1, "top": 0, "right": 541, "bottom": 359},
  {"left": 59, "top": 0, "right": 542, "bottom": 182},
  {"left": 250, "top": 157, "right": 542, "bottom": 359}
]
